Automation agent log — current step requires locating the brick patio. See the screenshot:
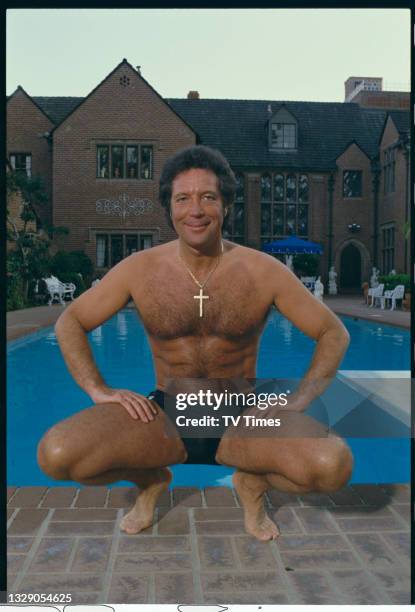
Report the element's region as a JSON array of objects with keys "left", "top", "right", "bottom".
[{"left": 7, "top": 484, "right": 410, "bottom": 604}]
